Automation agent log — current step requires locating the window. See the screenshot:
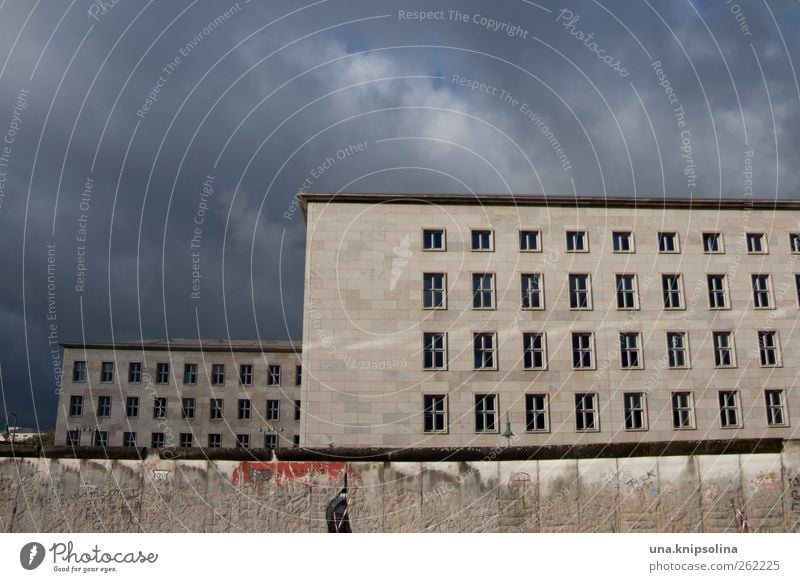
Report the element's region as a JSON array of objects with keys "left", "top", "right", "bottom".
[
  {"left": 94, "top": 430, "right": 108, "bottom": 447},
  {"left": 521, "top": 273, "right": 543, "bottom": 309},
  {"left": 671, "top": 392, "right": 694, "bottom": 429},
  {"left": 182, "top": 398, "right": 195, "bottom": 419},
  {"left": 264, "top": 434, "right": 277, "bottom": 449},
  {"left": 126, "top": 396, "right": 139, "bottom": 418},
  {"left": 151, "top": 433, "right": 165, "bottom": 449},
  {"left": 752, "top": 274, "right": 772, "bottom": 308},
  {"left": 266, "top": 399, "right": 280, "bottom": 421},
  {"left": 423, "top": 394, "right": 447, "bottom": 433},
  {"left": 471, "top": 229, "right": 493, "bottom": 251},
  {"left": 423, "top": 228, "right": 445, "bottom": 251},
  {"left": 616, "top": 274, "right": 637, "bottom": 309},
  {"left": 568, "top": 274, "right": 591, "bottom": 309},
  {"left": 180, "top": 433, "right": 193, "bottom": 448},
  {"left": 746, "top": 232, "right": 766, "bottom": 254},
  {"left": 662, "top": 274, "right": 683, "bottom": 309},
  {"left": 128, "top": 362, "right": 142, "bottom": 383},
  {"left": 238, "top": 399, "right": 251, "bottom": 420},
  {"left": 624, "top": 393, "right": 647, "bottom": 430},
  {"left": 523, "top": 333, "right": 546, "bottom": 370},
  {"left": 294, "top": 400, "right": 301, "bottom": 421},
  {"left": 474, "top": 394, "right": 497, "bottom": 433},
  {"left": 666, "top": 332, "right": 688, "bottom": 368},
  {"left": 153, "top": 397, "right": 167, "bottom": 419},
  {"left": 566, "top": 230, "right": 587, "bottom": 252},
  {"left": 211, "top": 363, "right": 225, "bottom": 385},
  {"left": 123, "top": 432, "right": 136, "bottom": 447},
  {"left": 612, "top": 231, "right": 633, "bottom": 252},
  {"left": 575, "top": 393, "right": 597, "bottom": 431},
  {"left": 69, "top": 395, "right": 83, "bottom": 416},
  {"left": 658, "top": 232, "right": 679, "bottom": 253},
  {"left": 423, "top": 332, "right": 447, "bottom": 370},
  {"left": 73, "top": 361, "right": 87, "bottom": 382},
  {"left": 210, "top": 398, "right": 223, "bottom": 420},
  {"left": 208, "top": 434, "right": 221, "bottom": 448},
  {"left": 702, "top": 232, "right": 723, "bottom": 253},
  {"left": 758, "top": 331, "right": 780, "bottom": 367},
  {"left": 423, "top": 273, "right": 446, "bottom": 309},
  {"left": 790, "top": 233, "right": 800, "bottom": 254},
  {"left": 183, "top": 363, "right": 197, "bottom": 385},
  {"left": 619, "top": 333, "right": 642, "bottom": 369},
  {"left": 797, "top": 274, "right": 800, "bottom": 307},
  {"left": 472, "top": 273, "right": 495, "bottom": 309},
  {"left": 707, "top": 275, "right": 728, "bottom": 309},
  {"left": 240, "top": 364, "right": 253, "bottom": 386},
  {"left": 718, "top": 391, "right": 739, "bottom": 428},
  {"left": 713, "top": 331, "right": 735, "bottom": 367},
  {"left": 473, "top": 333, "right": 496, "bottom": 370},
  {"left": 519, "top": 230, "right": 541, "bottom": 252},
  {"left": 572, "top": 333, "right": 594, "bottom": 369},
  {"left": 295, "top": 365, "right": 302, "bottom": 386},
  {"left": 97, "top": 395, "right": 111, "bottom": 417},
  {"left": 267, "top": 364, "right": 281, "bottom": 386},
  {"left": 236, "top": 434, "right": 250, "bottom": 449},
  {"left": 293, "top": 435, "right": 300, "bottom": 448},
  {"left": 66, "top": 430, "right": 80, "bottom": 446},
  {"left": 156, "top": 363, "right": 169, "bottom": 384},
  {"left": 100, "top": 362, "right": 114, "bottom": 383},
  {"left": 765, "top": 390, "right": 786, "bottom": 426},
  {"left": 525, "top": 394, "right": 549, "bottom": 432}
]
